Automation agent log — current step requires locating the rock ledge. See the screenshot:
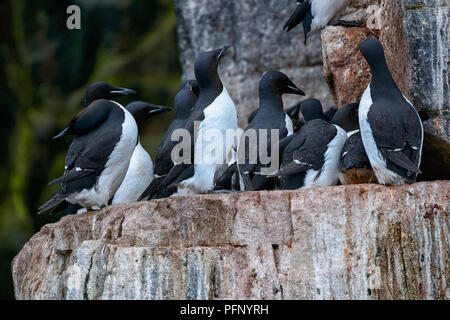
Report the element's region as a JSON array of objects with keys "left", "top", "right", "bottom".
[{"left": 13, "top": 181, "right": 449, "bottom": 300}]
